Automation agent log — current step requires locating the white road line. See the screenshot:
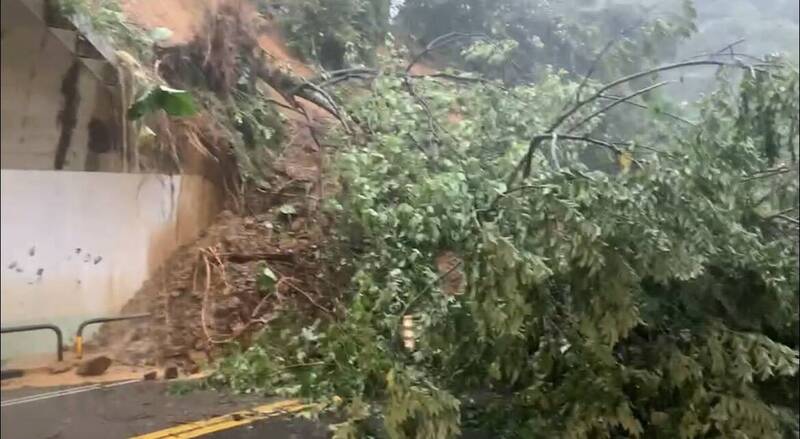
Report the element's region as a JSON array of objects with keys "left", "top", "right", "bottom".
[
  {"left": 1, "top": 379, "right": 140, "bottom": 407},
  {"left": 1, "top": 383, "right": 104, "bottom": 405}
]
